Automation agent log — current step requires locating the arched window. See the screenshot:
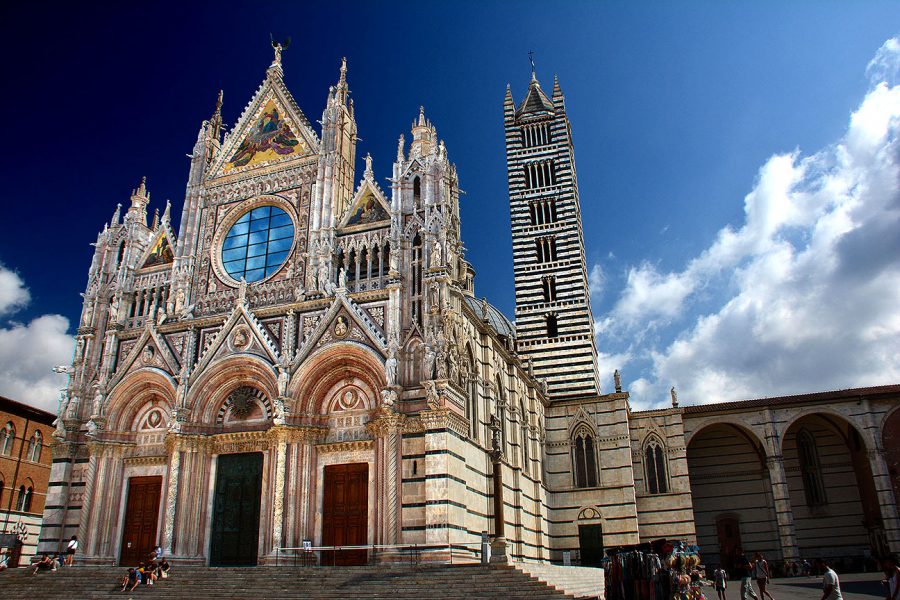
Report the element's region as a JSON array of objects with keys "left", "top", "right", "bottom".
[
  {"left": 117, "top": 241, "right": 126, "bottom": 267},
  {"left": 542, "top": 276, "right": 556, "bottom": 303},
  {"left": 546, "top": 313, "right": 558, "bottom": 338},
  {"left": 16, "top": 484, "right": 33, "bottom": 512},
  {"left": 413, "top": 176, "right": 422, "bottom": 205},
  {"left": 1, "top": 423, "right": 15, "bottom": 456},
  {"left": 644, "top": 437, "right": 668, "bottom": 494},
  {"left": 798, "top": 429, "right": 827, "bottom": 507},
  {"left": 27, "top": 431, "right": 42, "bottom": 463},
  {"left": 411, "top": 234, "right": 423, "bottom": 326},
  {"left": 573, "top": 425, "right": 598, "bottom": 488}
]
